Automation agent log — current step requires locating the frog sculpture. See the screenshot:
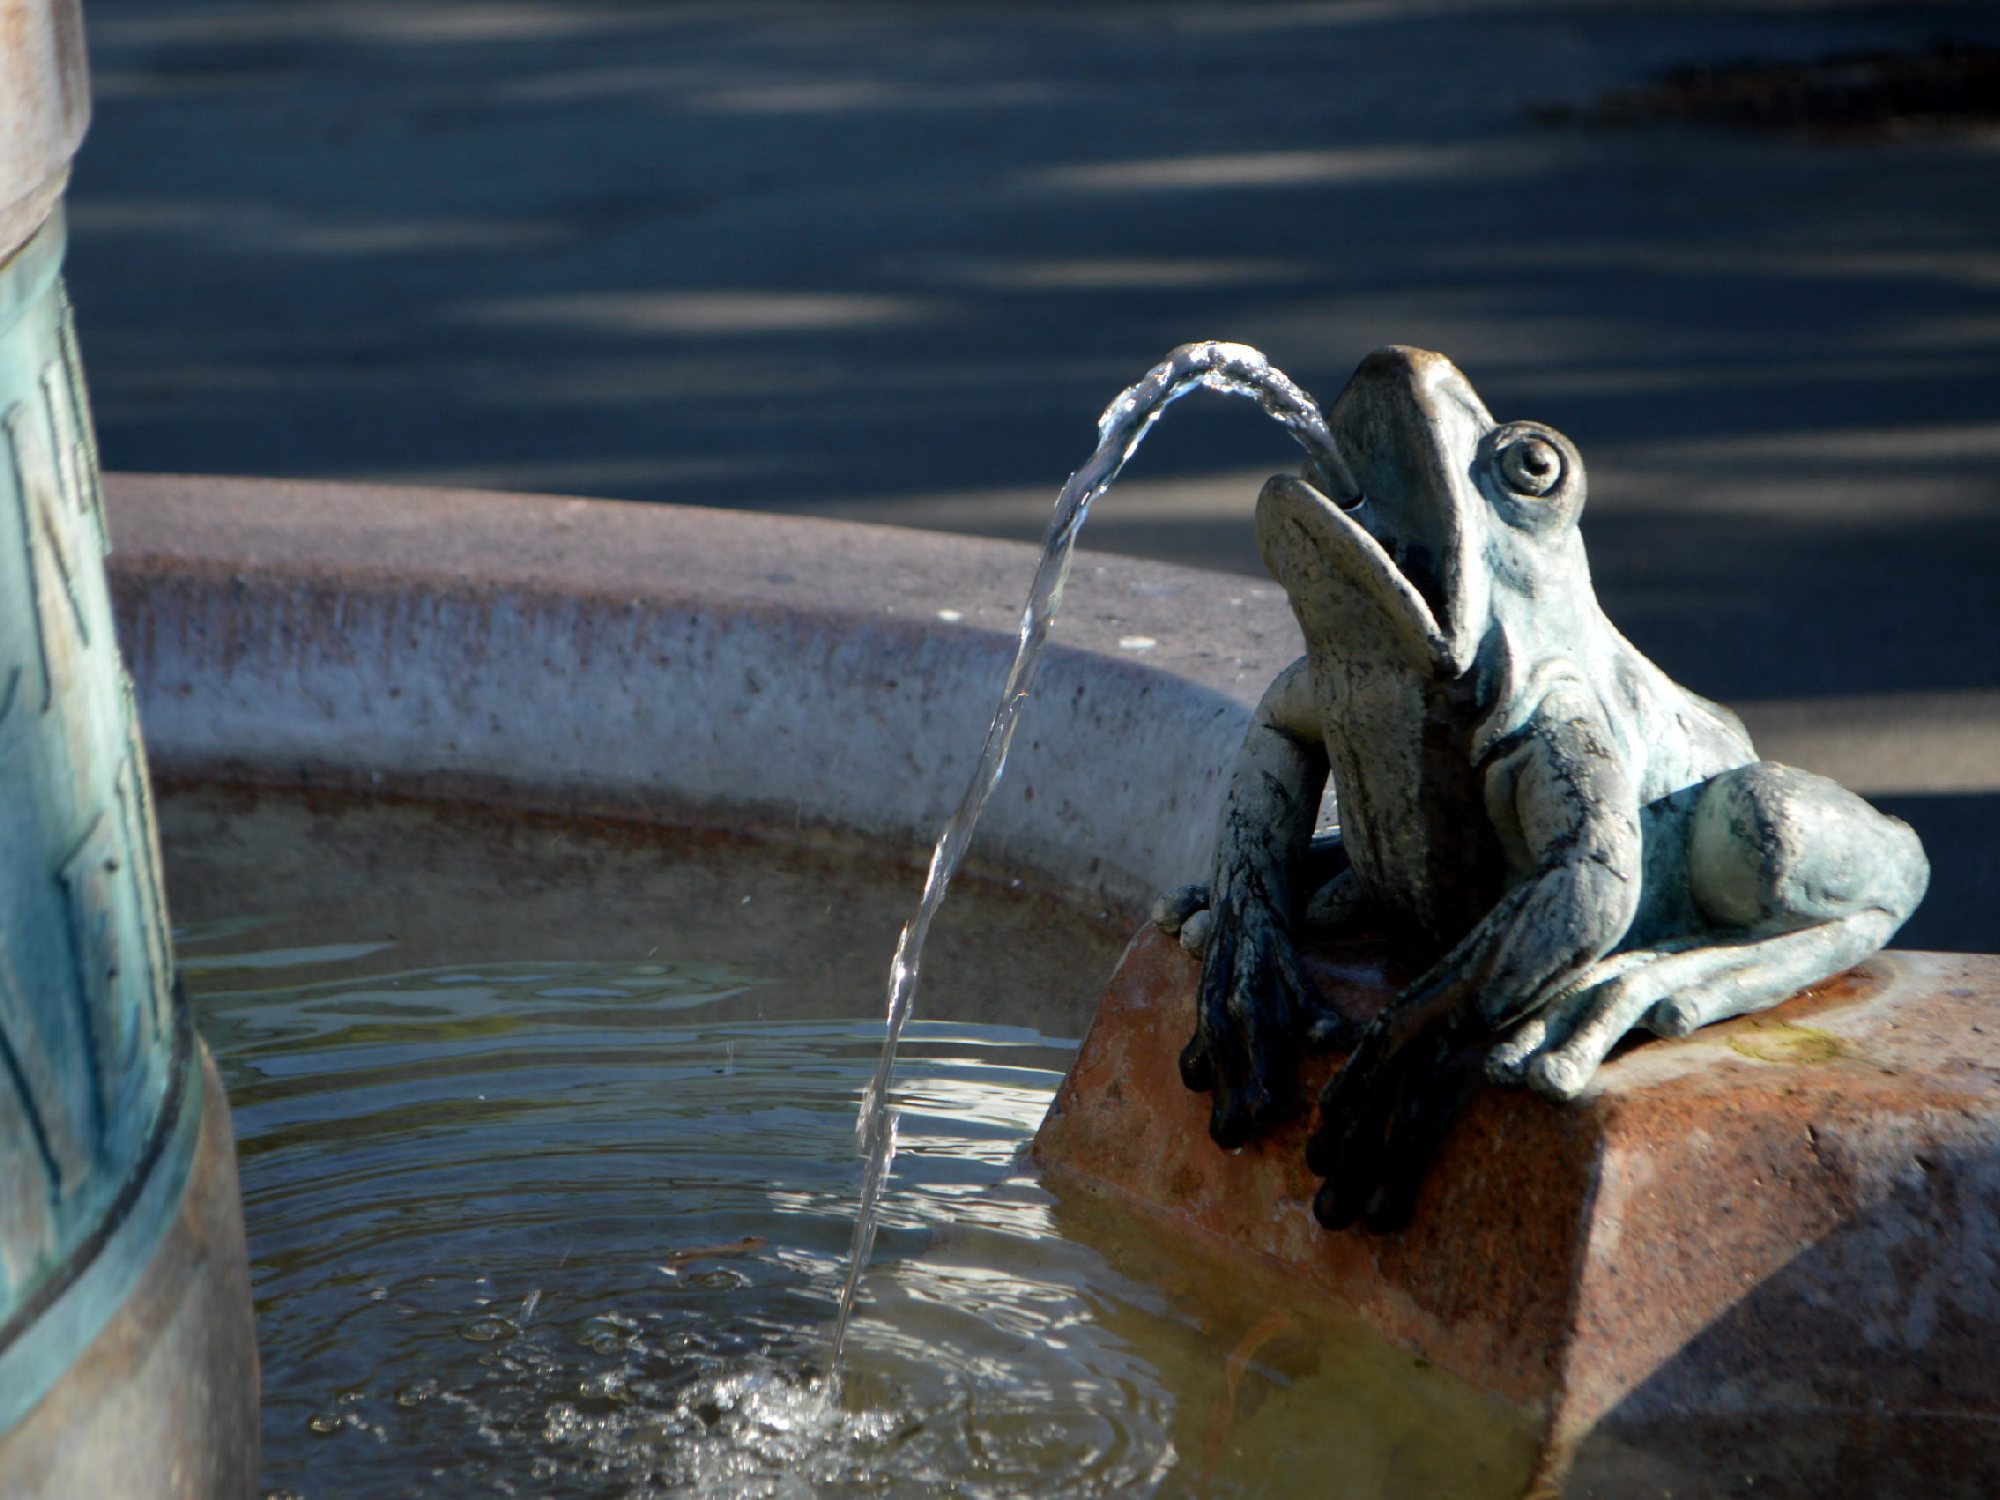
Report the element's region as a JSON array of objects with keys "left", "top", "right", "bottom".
[{"left": 1157, "top": 346, "right": 1928, "bottom": 1234}]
